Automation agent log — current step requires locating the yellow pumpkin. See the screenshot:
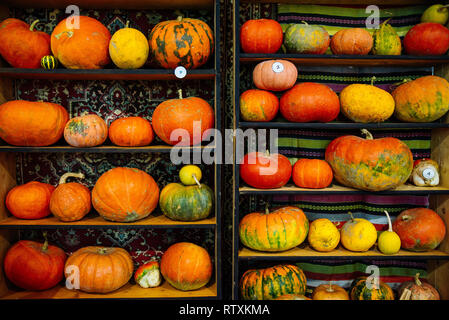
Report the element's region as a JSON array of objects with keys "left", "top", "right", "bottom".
[
  {"left": 312, "top": 283, "right": 350, "bottom": 300},
  {"left": 308, "top": 218, "right": 340, "bottom": 252},
  {"left": 340, "top": 78, "right": 395, "bottom": 123},
  {"left": 340, "top": 212, "right": 377, "bottom": 252},
  {"left": 109, "top": 21, "right": 149, "bottom": 69}
]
